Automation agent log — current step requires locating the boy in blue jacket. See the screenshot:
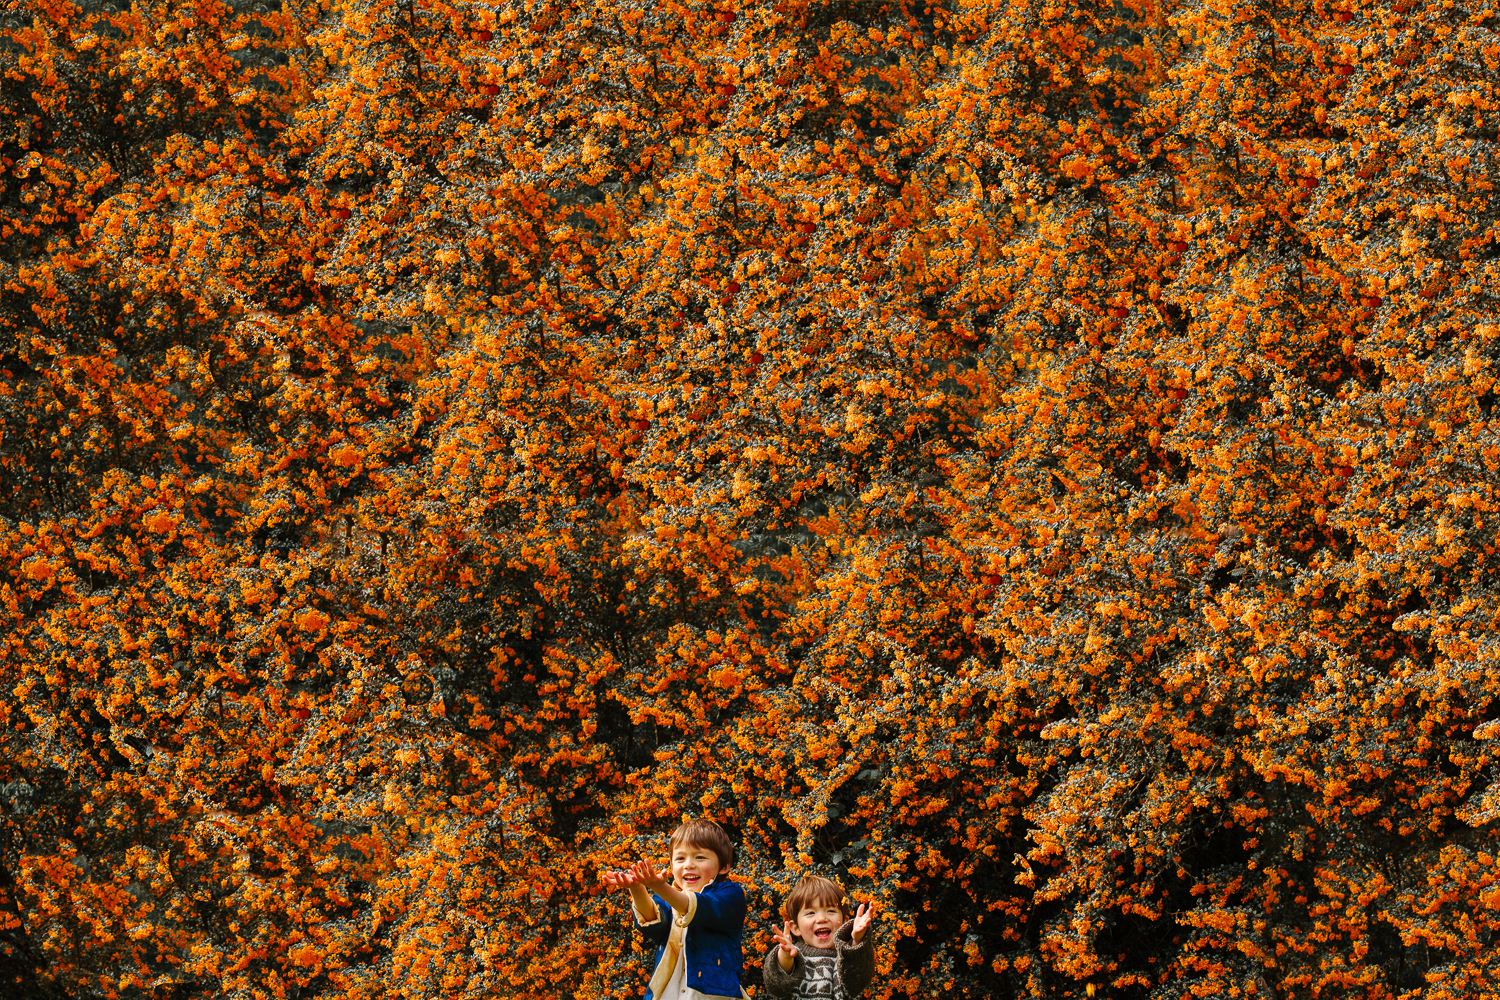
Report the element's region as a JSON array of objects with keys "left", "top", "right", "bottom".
[{"left": 603, "top": 818, "right": 746, "bottom": 1000}]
